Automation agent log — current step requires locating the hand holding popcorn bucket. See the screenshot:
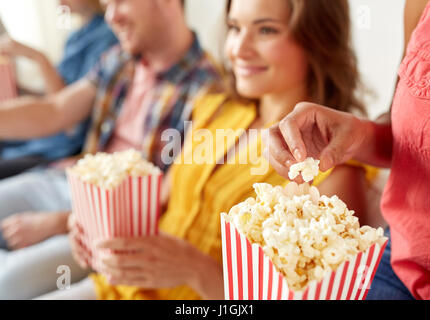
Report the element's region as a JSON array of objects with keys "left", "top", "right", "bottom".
[
  {"left": 221, "top": 158, "right": 388, "bottom": 300},
  {"left": 66, "top": 150, "right": 163, "bottom": 271}
]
